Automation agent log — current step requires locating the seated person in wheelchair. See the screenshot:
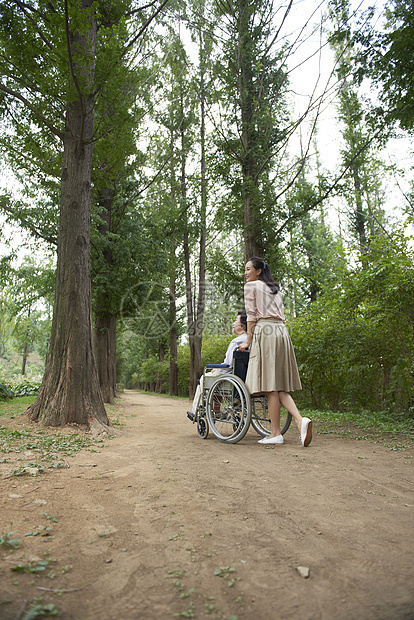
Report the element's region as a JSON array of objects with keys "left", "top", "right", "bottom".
[{"left": 187, "top": 310, "right": 247, "bottom": 420}]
